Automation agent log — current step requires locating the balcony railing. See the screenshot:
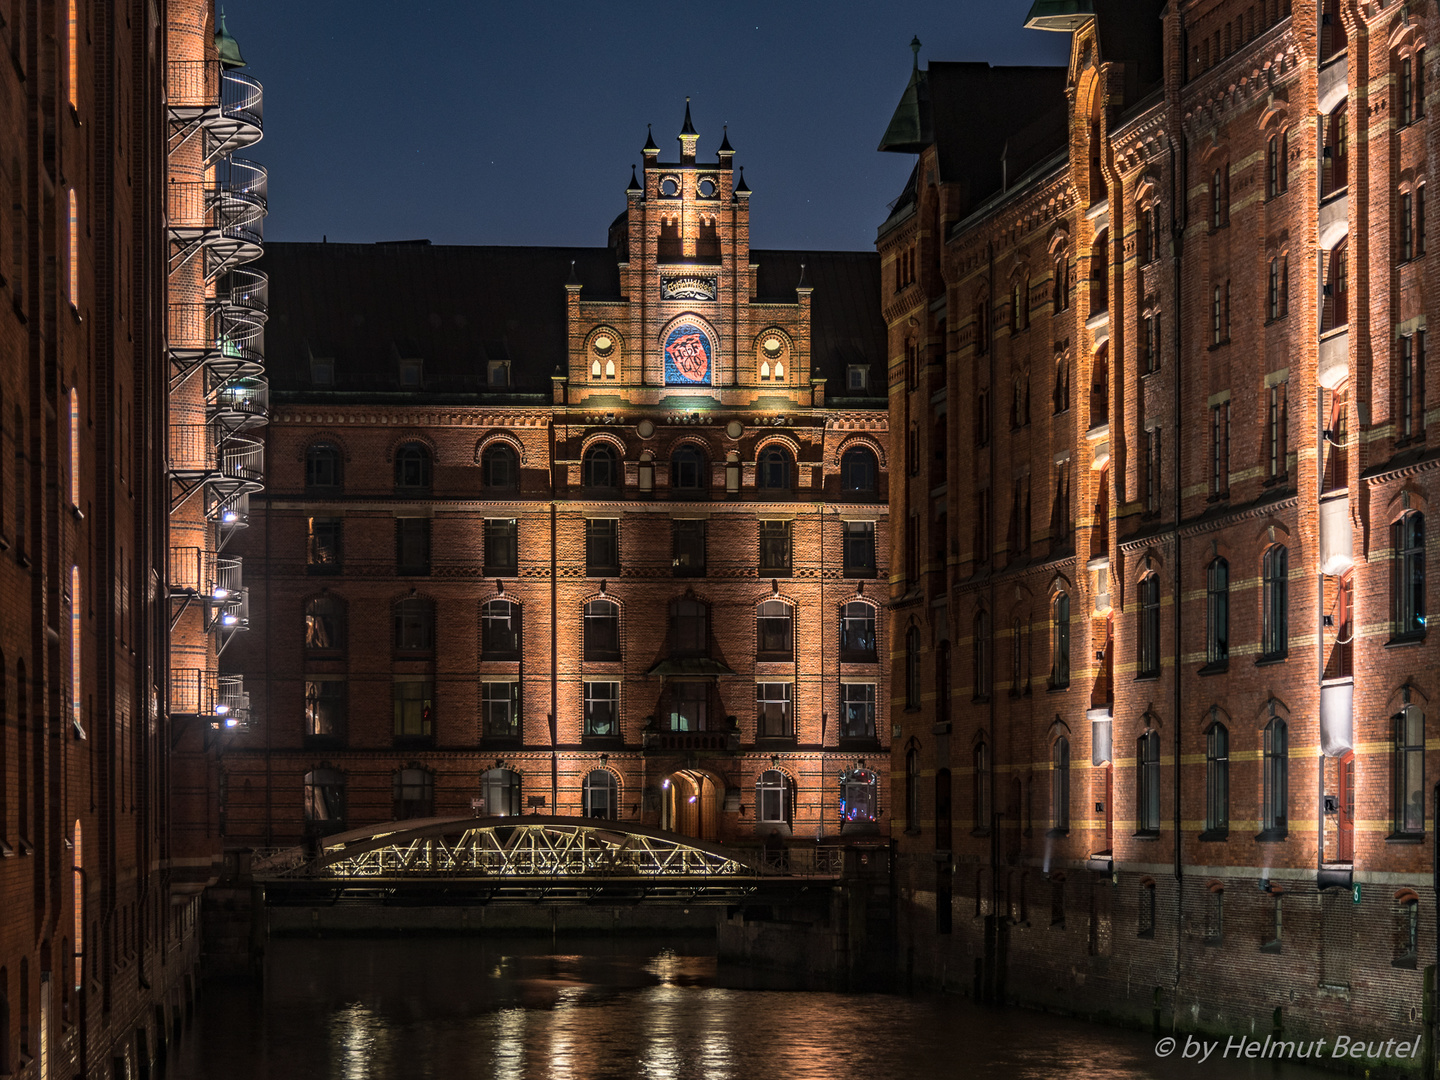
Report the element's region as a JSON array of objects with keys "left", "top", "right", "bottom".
[{"left": 167, "top": 60, "right": 263, "bottom": 163}]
